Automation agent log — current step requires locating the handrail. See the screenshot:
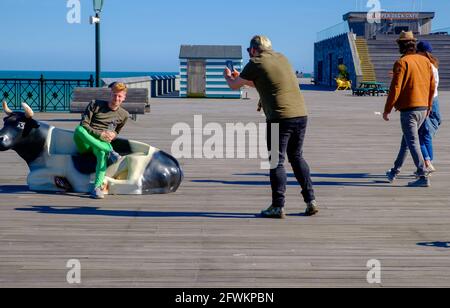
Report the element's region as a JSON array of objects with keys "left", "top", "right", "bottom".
[
  {"left": 316, "top": 22, "right": 350, "bottom": 42},
  {"left": 431, "top": 27, "right": 450, "bottom": 34}
]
